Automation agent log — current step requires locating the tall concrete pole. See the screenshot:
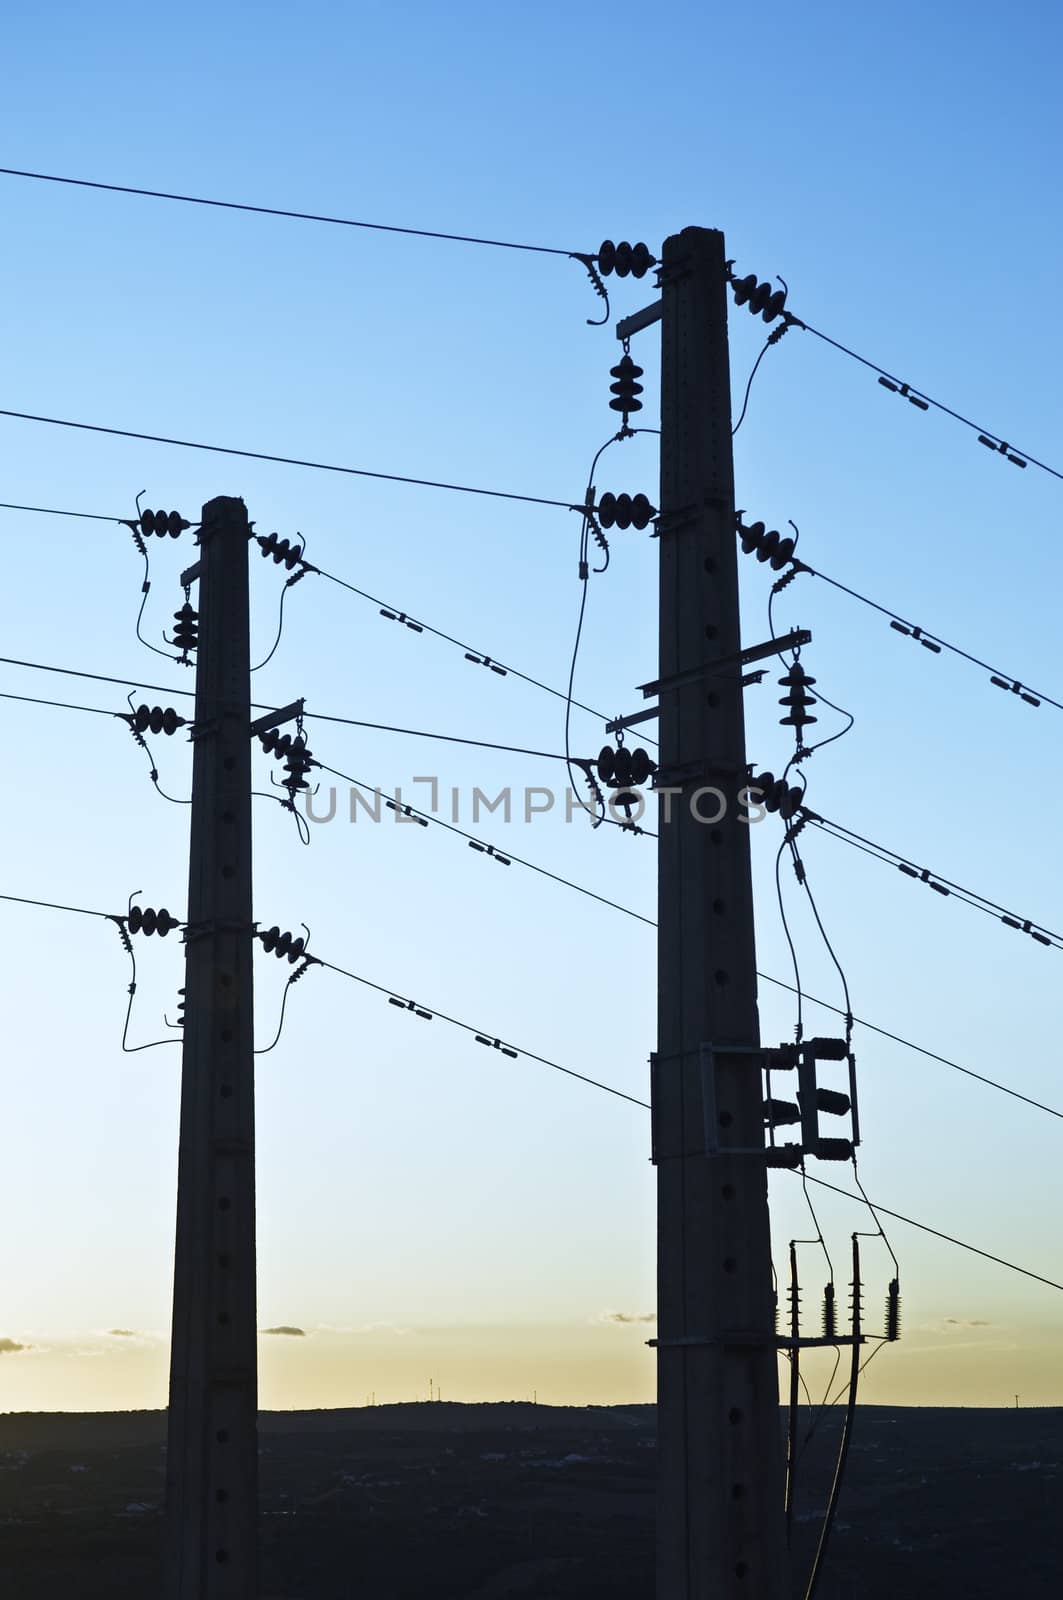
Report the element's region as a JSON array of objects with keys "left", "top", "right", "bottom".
[
  {"left": 165, "top": 495, "right": 258, "bottom": 1598},
  {"left": 654, "top": 227, "right": 787, "bottom": 1599}
]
